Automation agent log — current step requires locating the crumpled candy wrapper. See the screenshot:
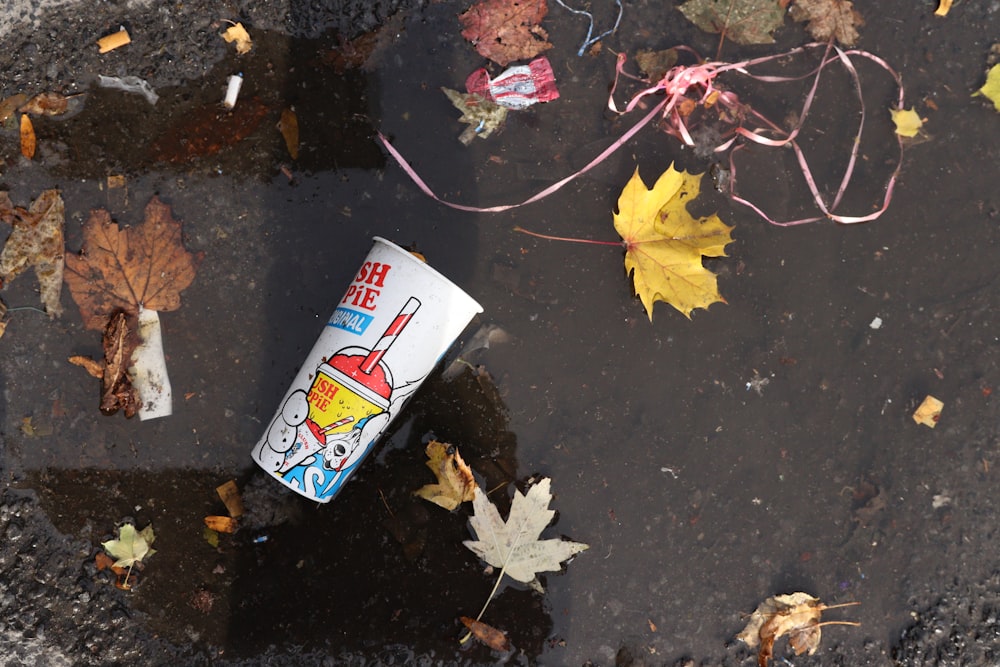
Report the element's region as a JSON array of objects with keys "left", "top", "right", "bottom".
[{"left": 465, "top": 57, "right": 559, "bottom": 110}]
